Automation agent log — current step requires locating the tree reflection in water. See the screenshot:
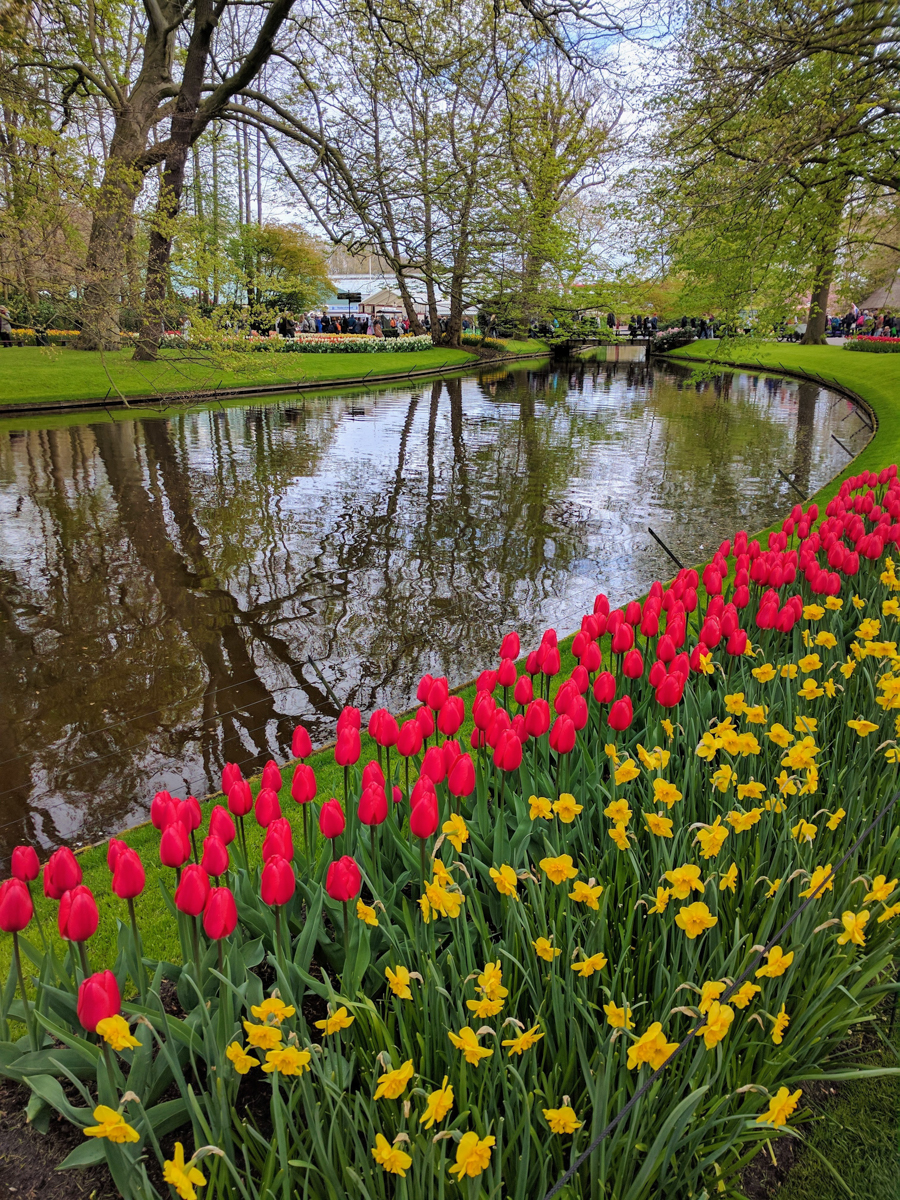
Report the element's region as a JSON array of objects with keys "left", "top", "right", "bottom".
[{"left": 0, "top": 358, "right": 867, "bottom": 862}]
